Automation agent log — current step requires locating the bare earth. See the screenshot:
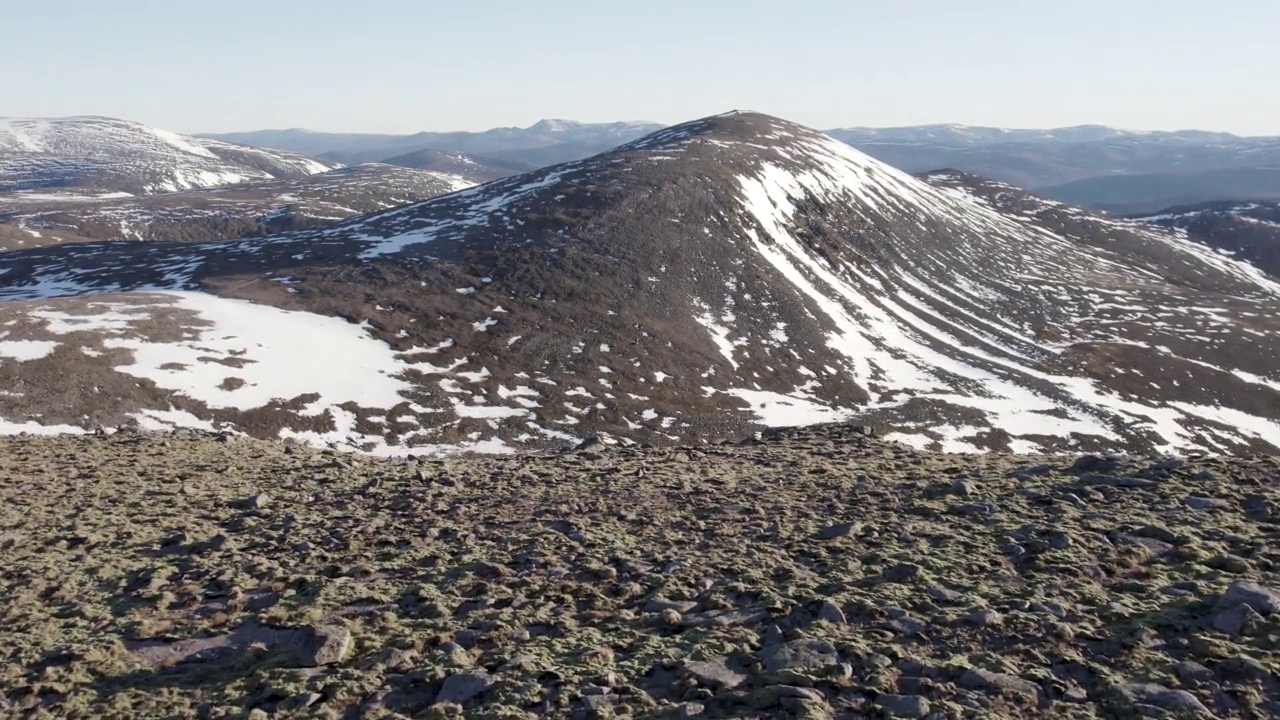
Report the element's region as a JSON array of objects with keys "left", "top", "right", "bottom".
[{"left": 1, "top": 425, "right": 1278, "bottom": 719}]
